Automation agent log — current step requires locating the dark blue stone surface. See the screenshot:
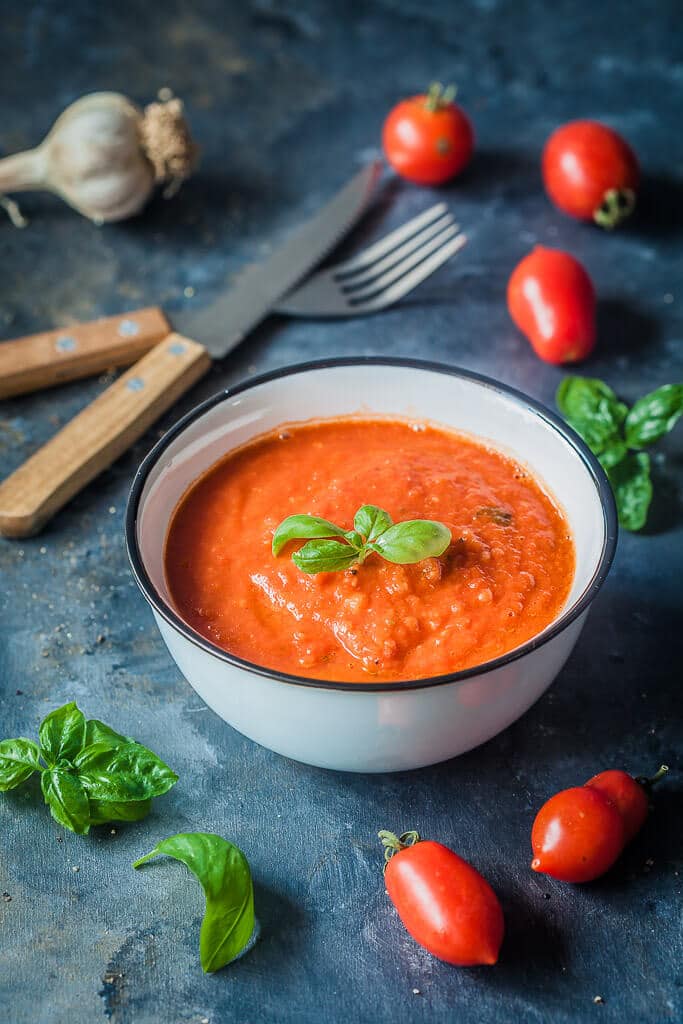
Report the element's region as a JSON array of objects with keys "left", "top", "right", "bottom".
[{"left": 0, "top": 2, "right": 681, "bottom": 1022}]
